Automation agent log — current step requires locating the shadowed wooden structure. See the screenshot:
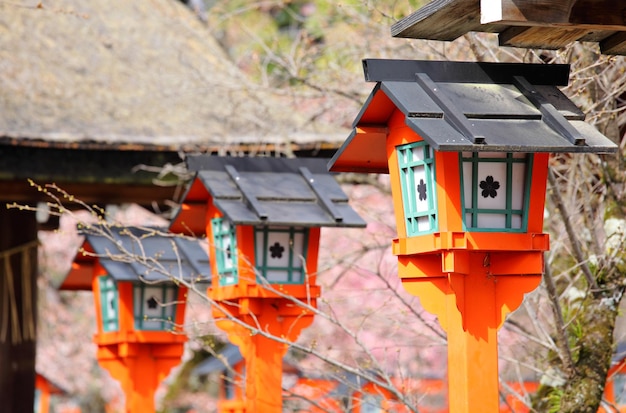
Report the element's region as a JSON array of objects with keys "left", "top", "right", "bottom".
[{"left": 393, "top": 0, "right": 626, "bottom": 55}]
